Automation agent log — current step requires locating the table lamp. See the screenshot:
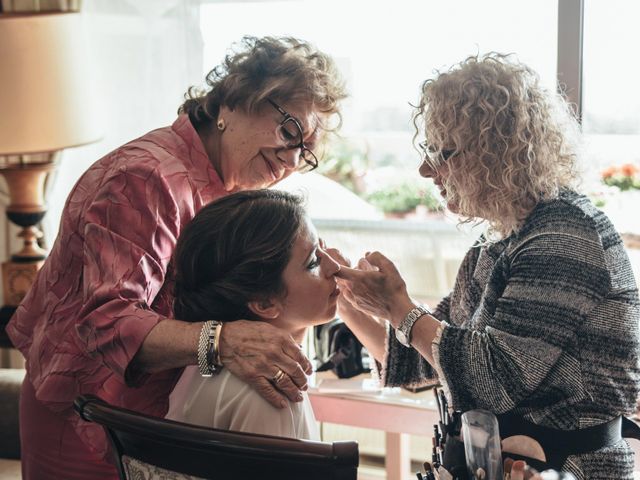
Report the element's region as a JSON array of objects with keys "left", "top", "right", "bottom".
[{"left": 0, "top": 12, "right": 101, "bottom": 309}]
